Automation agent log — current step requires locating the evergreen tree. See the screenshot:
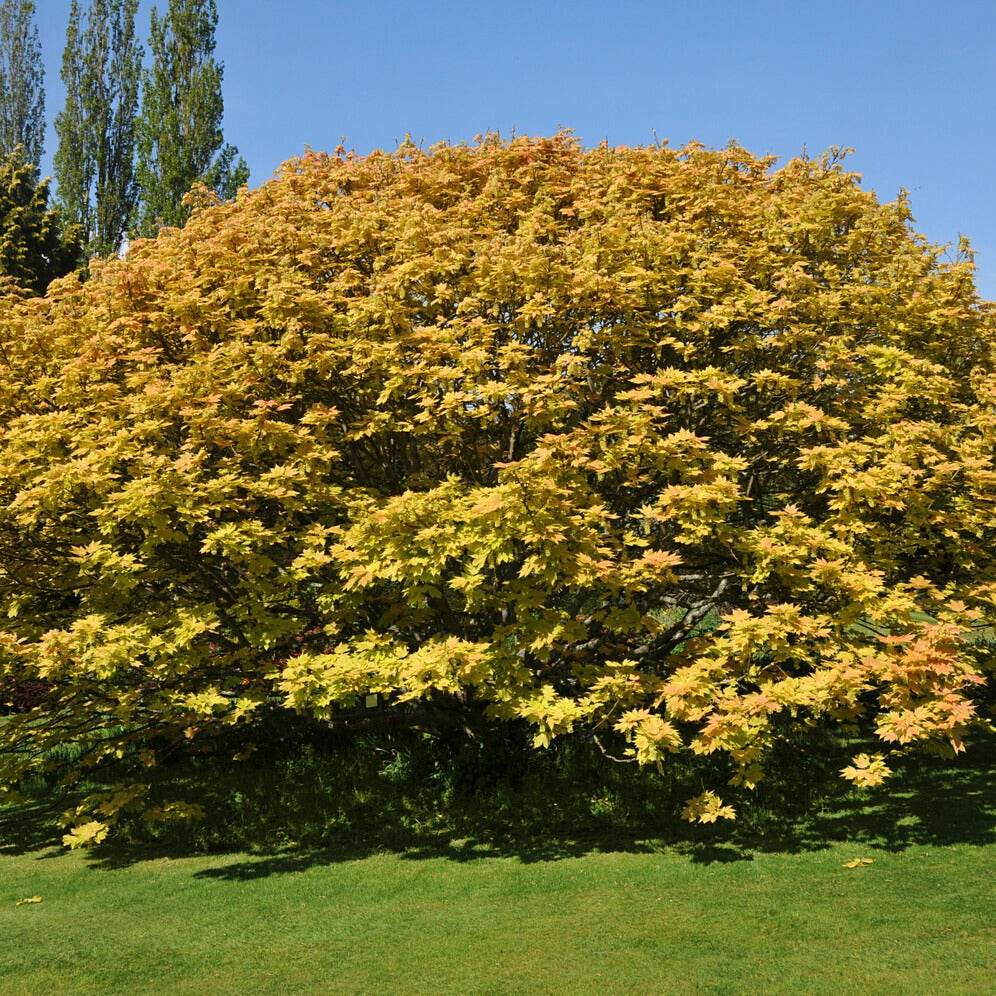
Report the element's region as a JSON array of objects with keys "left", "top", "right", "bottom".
[
  {"left": 0, "top": 148, "right": 81, "bottom": 294},
  {"left": 55, "top": 0, "right": 142, "bottom": 258},
  {"left": 0, "top": 0, "right": 44, "bottom": 166},
  {"left": 134, "top": 0, "right": 247, "bottom": 235}
]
